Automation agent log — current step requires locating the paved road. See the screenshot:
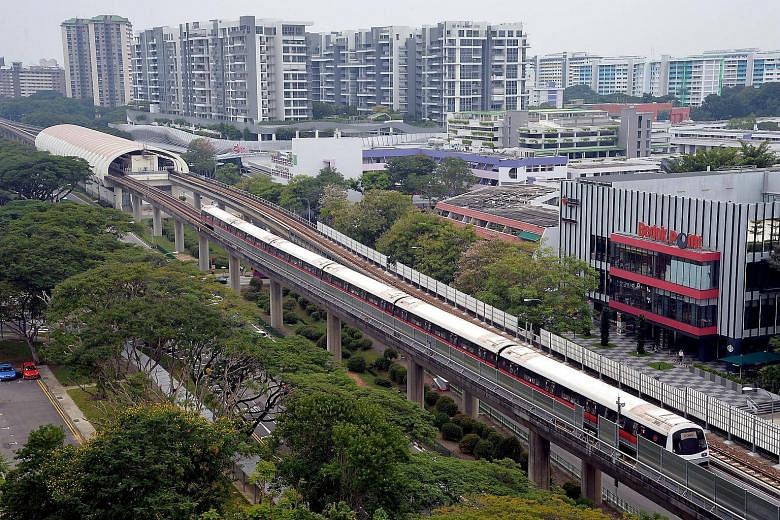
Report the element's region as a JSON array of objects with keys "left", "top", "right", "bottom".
[{"left": 0, "top": 377, "right": 78, "bottom": 464}]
